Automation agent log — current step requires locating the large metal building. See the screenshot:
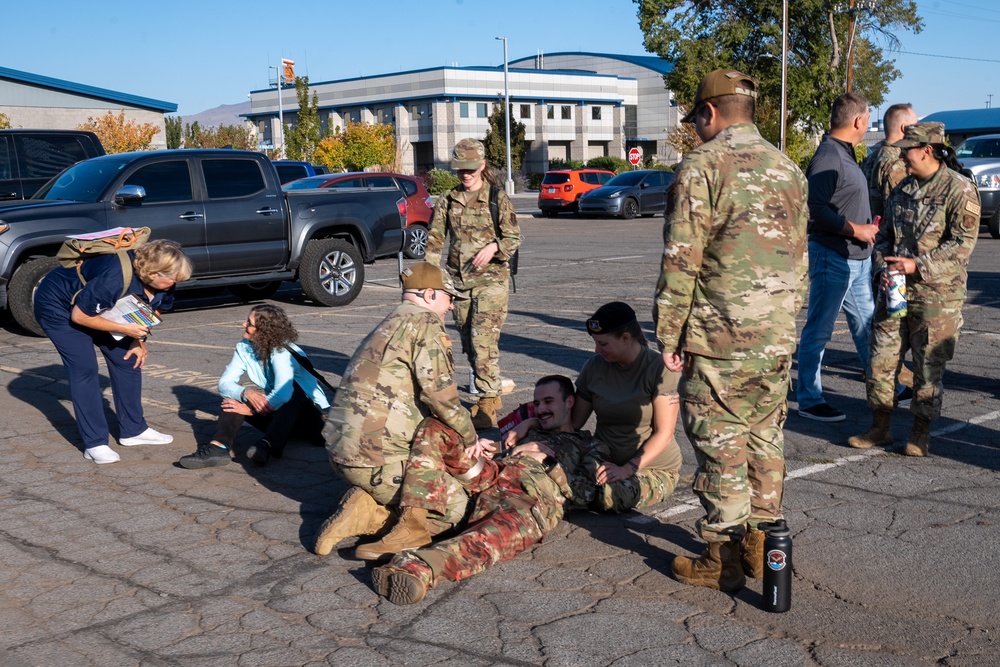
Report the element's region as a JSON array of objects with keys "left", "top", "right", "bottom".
[{"left": 246, "top": 52, "right": 678, "bottom": 175}]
